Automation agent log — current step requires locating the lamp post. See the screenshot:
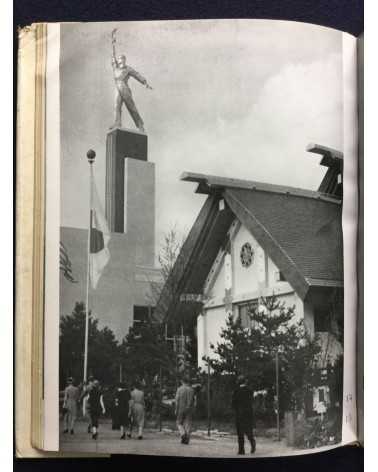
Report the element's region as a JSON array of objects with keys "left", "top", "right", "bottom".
[
  {"left": 83, "top": 149, "right": 95, "bottom": 383},
  {"left": 207, "top": 361, "right": 211, "bottom": 437},
  {"left": 275, "top": 349, "right": 281, "bottom": 441},
  {"left": 159, "top": 364, "right": 163, "bottom": 432}
]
